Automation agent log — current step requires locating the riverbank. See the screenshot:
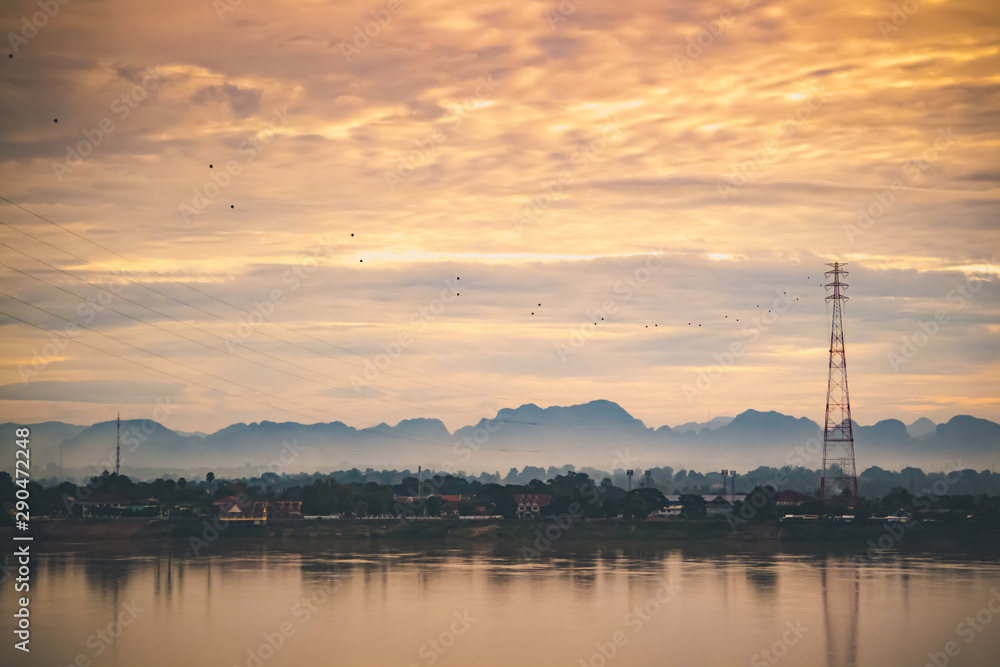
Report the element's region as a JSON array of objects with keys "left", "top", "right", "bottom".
[{"left": 5, "top": 517, "right": 1000, "bottom": 551}]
